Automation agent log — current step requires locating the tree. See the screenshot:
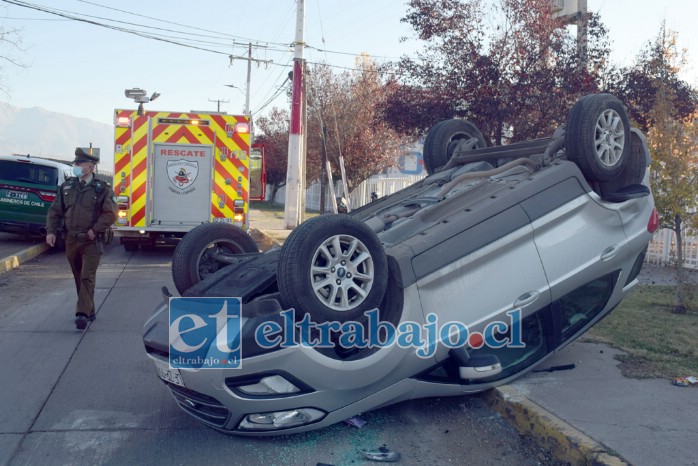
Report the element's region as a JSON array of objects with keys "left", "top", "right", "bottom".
[
  {"left": 0, "top": 23, "right": 25, "bottom": 96},
  {"left": 608, "top": 23, "right": 698, "bottom": 133},
  {"left": 387, "top": 0, "right": 612, "bottom": 143},
  {"left": 306, "top": 57, "right": 402, "bottom": 194},
  {"left": 640, "top": 30, "right": 698, "bottom": 313},
  {"left": 255, "top": 107, "right": 290, "bottom": 203}
]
